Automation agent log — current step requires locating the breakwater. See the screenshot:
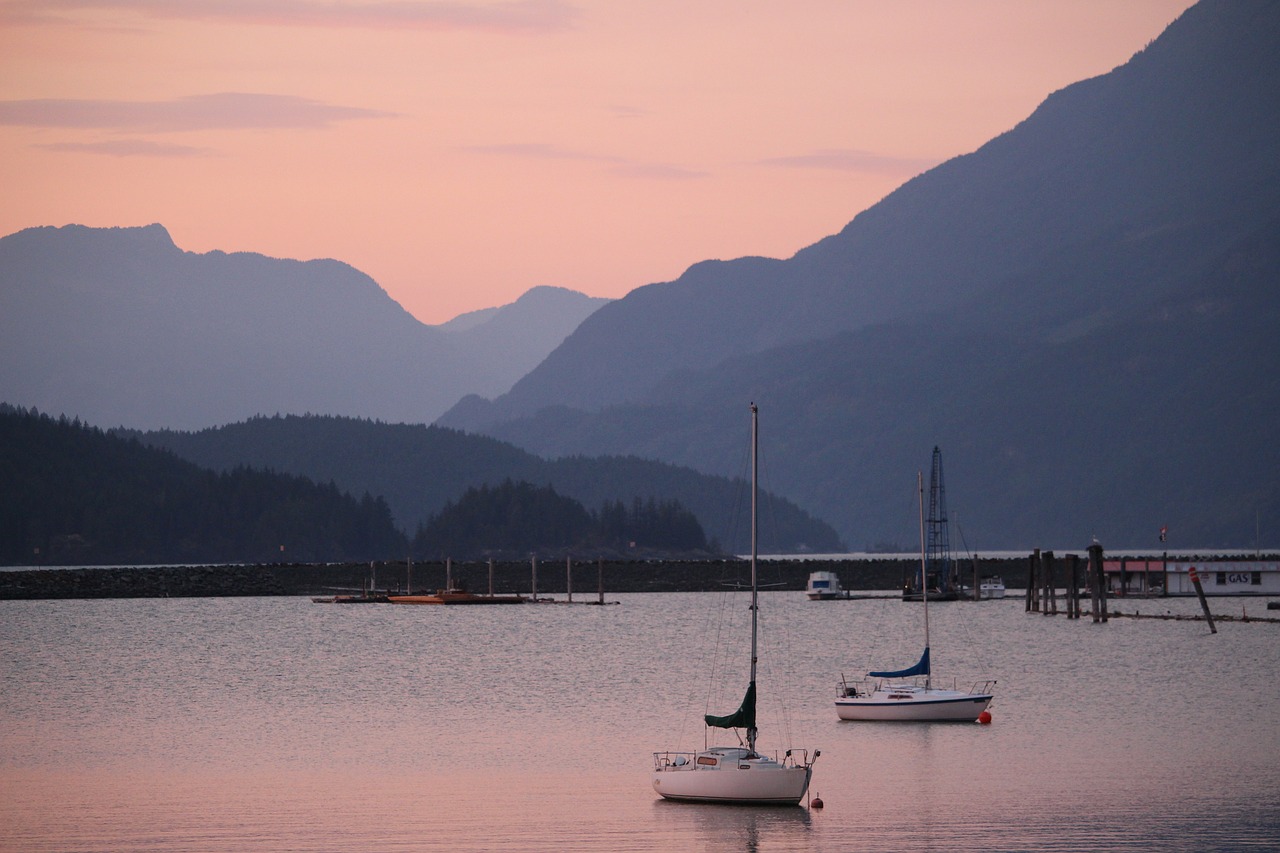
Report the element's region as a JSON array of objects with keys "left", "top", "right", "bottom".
[{"left": 0, "top": 555, "right": 1041, "bottom": 600}]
